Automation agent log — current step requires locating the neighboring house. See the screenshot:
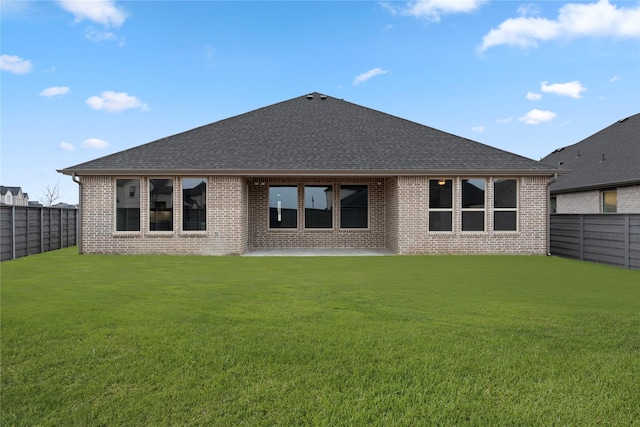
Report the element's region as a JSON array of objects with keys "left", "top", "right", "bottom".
[
  {"left": 52, "top": 202, "right": 79, "bottom": 209},
  {"left": 0, "top": 186, "right": 29, "bottom": 206},
  {"left": 59, "top": 92, "right": 559, "bottom": 256},
  {"left": 542, "top": 113, "right": 640, "bottom": 214}
]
